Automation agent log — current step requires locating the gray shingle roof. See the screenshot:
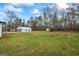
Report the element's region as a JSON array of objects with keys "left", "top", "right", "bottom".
[{"left": 0, "top": 21, "right": 5, "bottom": 24}]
